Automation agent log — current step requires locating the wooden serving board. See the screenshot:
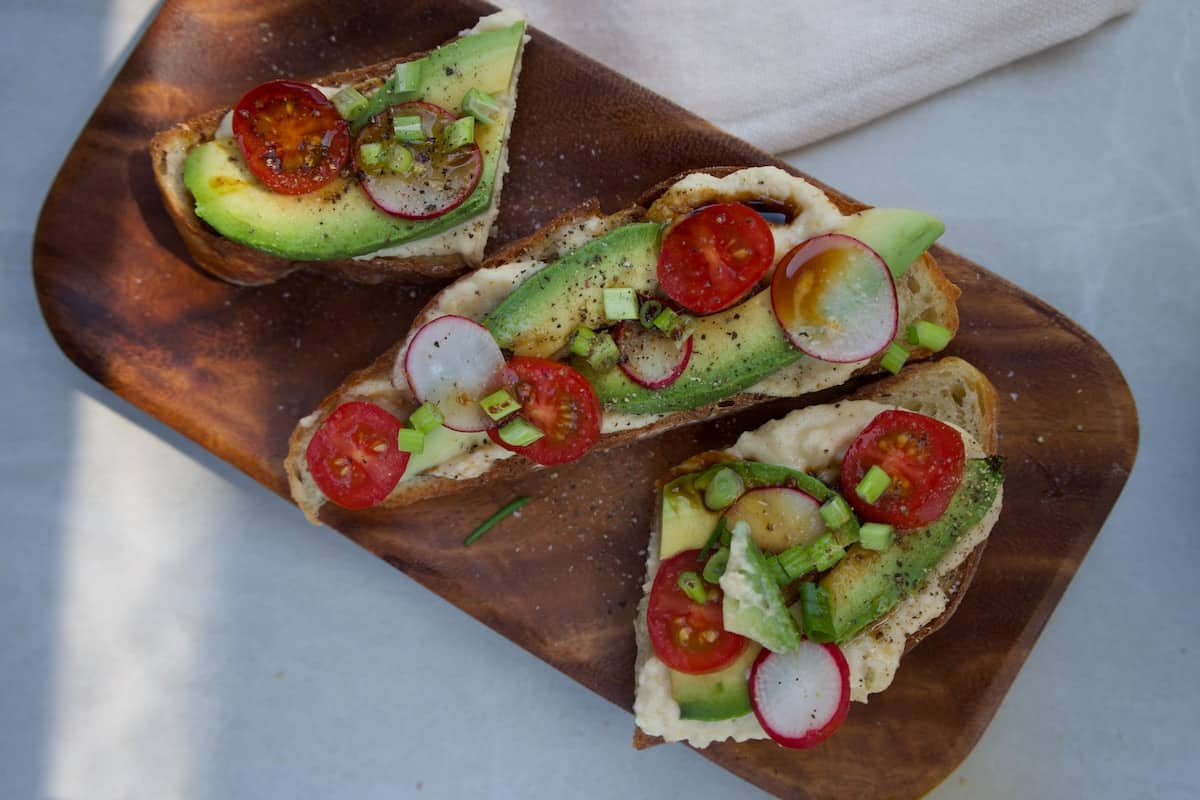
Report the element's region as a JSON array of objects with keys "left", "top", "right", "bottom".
[{"left": 33, "top": 1, "right": 1138, "bottom": 797}]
